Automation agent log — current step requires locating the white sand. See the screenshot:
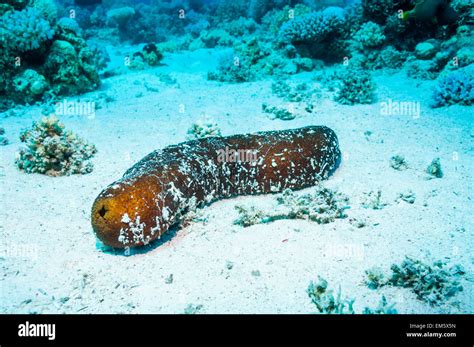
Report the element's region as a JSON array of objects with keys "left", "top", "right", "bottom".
[{"left": 1, "top": 48, "right": 472, "bottom": 313}]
